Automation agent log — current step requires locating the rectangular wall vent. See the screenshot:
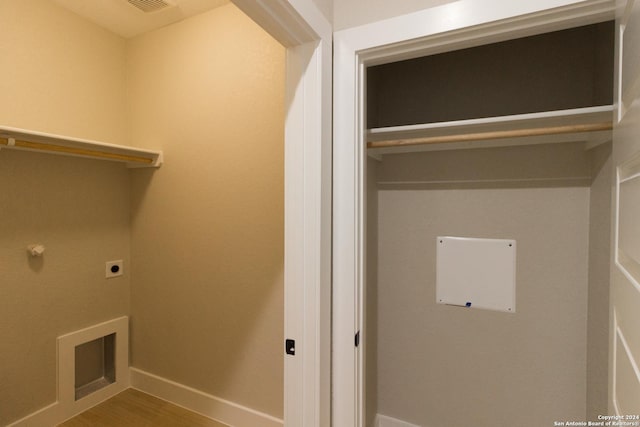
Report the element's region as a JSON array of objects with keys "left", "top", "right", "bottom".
[
  {"left": 127, "top": 0, "right": 172, "bottom": 13},
  {"left": 74, "top": 334, "right": 116, "bottom": 401},
  {"left": 58, "top": 317, "right": 129, "bottom": 420}
]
